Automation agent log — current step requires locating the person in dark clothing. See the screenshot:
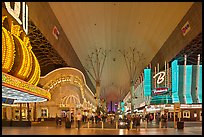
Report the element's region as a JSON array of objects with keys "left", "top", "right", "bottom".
[
  {"left": 156, "top": 113, "right": 160, "bottom": 125},
  {"left": 58, "top": 117, "right": 62, "bottom": 126},
  {"left": 126, "top": 114, "right": 131, "bottom": 131},
  {"left": 95, "top": 115, "right": 98, "bottom": 124},
  {"left": 135, "top": 115, "right": 141, "bottom": 131},
  {"left": 55, "top": 114, "right": 59, "bottom": 126},
  {"left": 102, "top": 115, "right": 106, "bottom": 123},
  {"left": 71, "top": 113, "right": 74, "bottom": 124},
  {"left": 161, "top": 113, "right": 167, "bottom": 128},
  {"left": 126, "top": 118, "right": 131, "bottom": 130},
  {"left": 145, "top": 113, "right": 150, "bottom": 123},
  {"left": 91, "top": 116, "right": 94, "bottom": 124},
  {"left": 132, "top": 115, "right": 136, "bottom": 128},
  {"left": 149, "top": 114, "right": 154, "bottom": 122}
]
